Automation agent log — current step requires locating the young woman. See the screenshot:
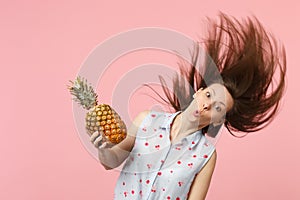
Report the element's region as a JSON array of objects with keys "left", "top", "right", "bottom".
[{"left": 90, "top": 12, "right": 286, "bottom": 200}]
